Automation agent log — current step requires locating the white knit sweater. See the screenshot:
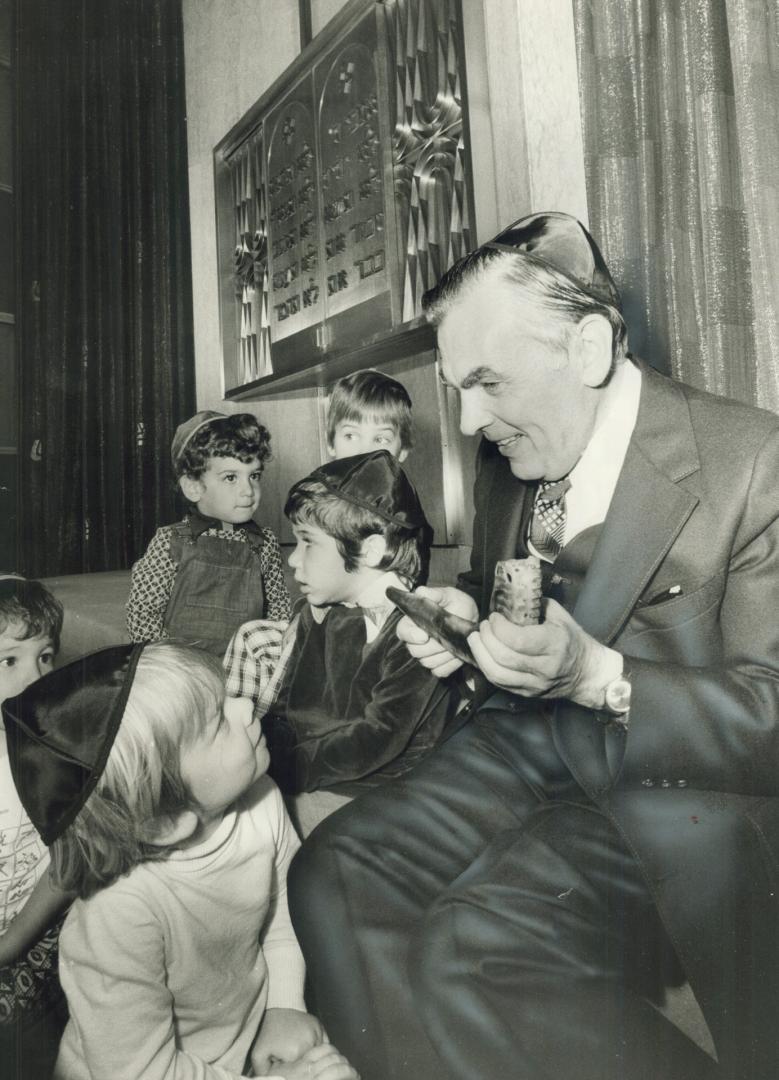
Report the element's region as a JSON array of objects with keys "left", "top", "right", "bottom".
[{"left": 55, "top": 777, "right": 305, "bottom": 1080}]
